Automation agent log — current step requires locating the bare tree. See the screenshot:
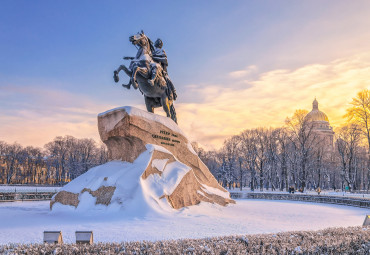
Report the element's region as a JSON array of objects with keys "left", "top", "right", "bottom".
[
  {"left": 274, "top": 128, "right": 290, "bottom": 191},
  {"left": 336, "top": 124, "right": 362, "bottom": 191},
  {"left": 0, "top": 141, "right": 6, "bottom": 182},
  {"left": 22, "top": 146, "right": 44, "bottom": 184},
  {"left": 239, "top": 130, "right": 257, "bottom": 191},
  {"left": 248, "top": 128, "right": 269, "bottom": 191},
  {"left": 45, "top": 136, "right": 70, "bottom": 183},
  {"left": 285, "top": 110, "right": 318, "bottom": 192},
  {"left": 3, "top": 143, "right": 23, "bottom": 184},
  {"left": 265, "top": 128, "right": 280, "bottom": 191},
  {"left": 97, "top": 144, "right": 109, "bottom": 165},
  {"left": 345, "top": 89, "right": 370, "bottom": 189},
  {"left": 221, "top": 136, "right": 240, "bottom": 189}
]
